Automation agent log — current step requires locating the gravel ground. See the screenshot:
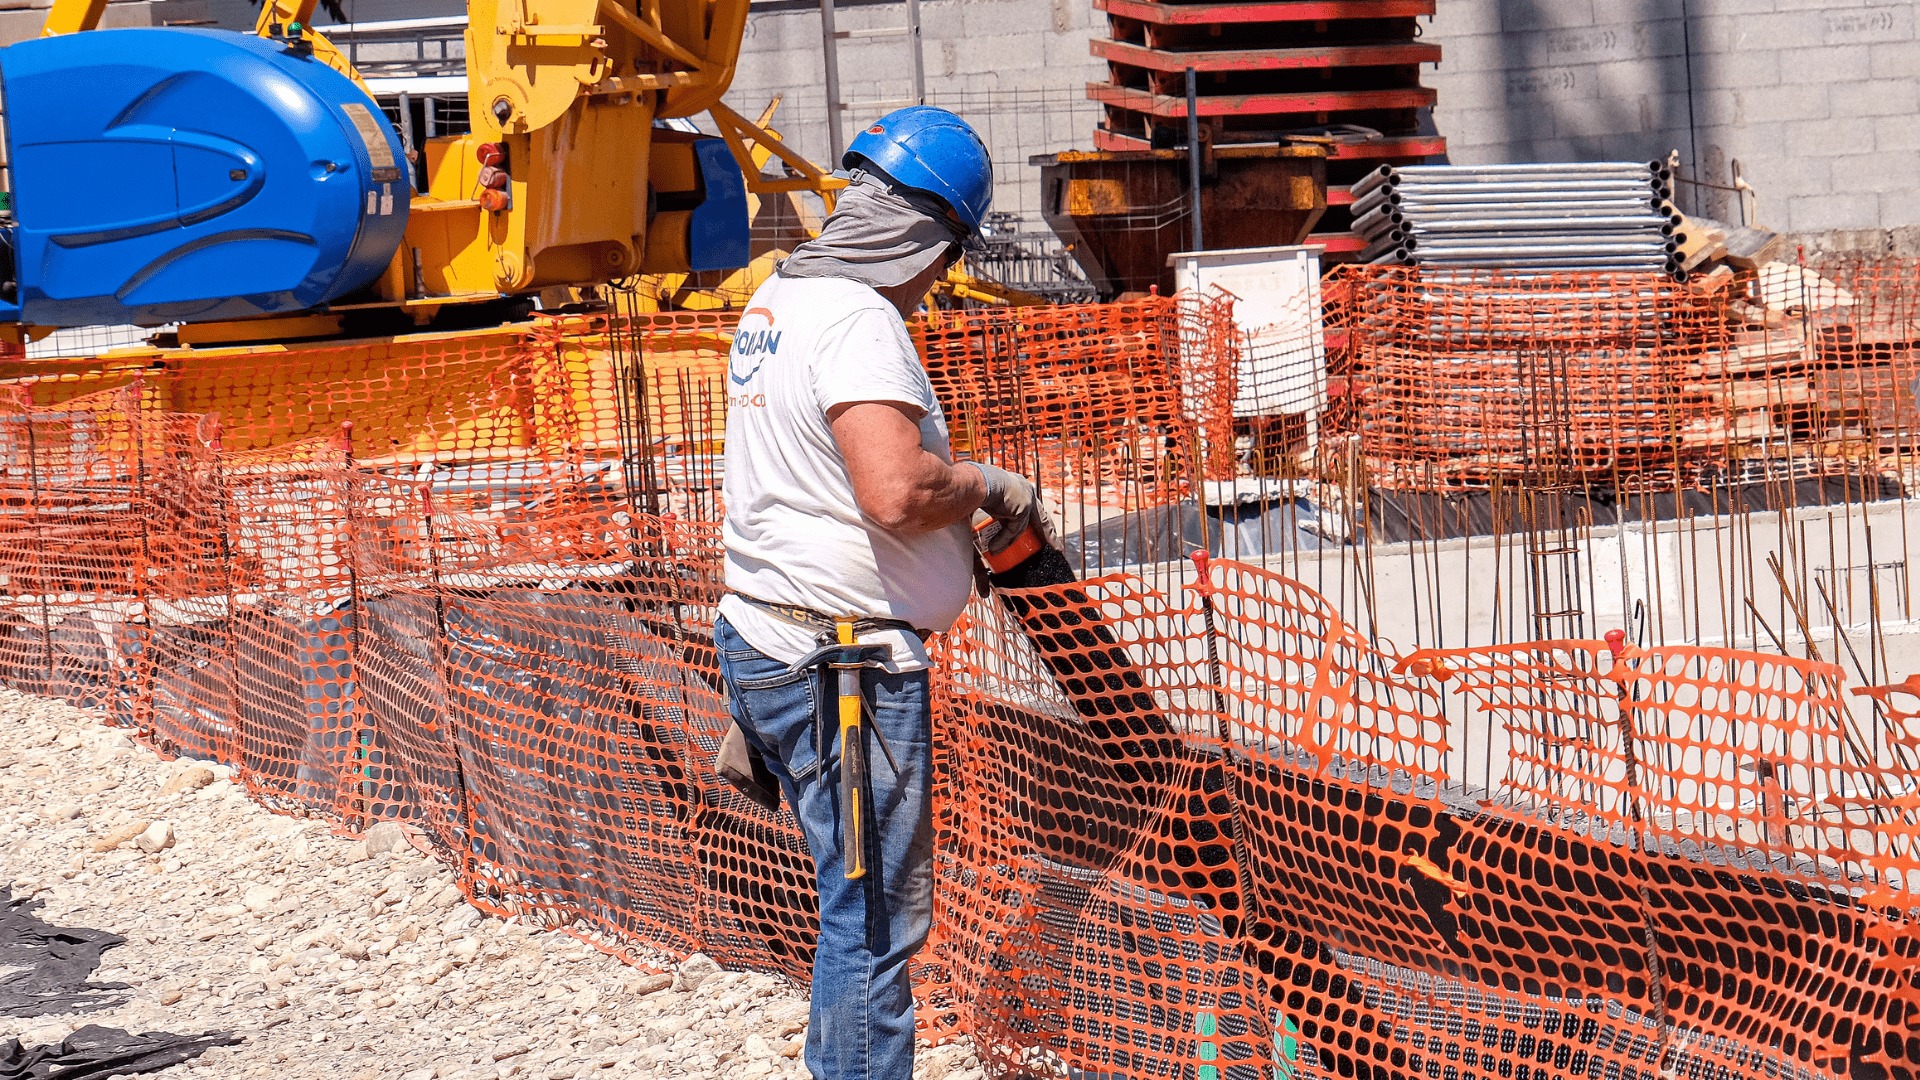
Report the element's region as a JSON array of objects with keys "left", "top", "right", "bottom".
[{"left": 1, "top": 689, "right": 984, "bottom": 1080}]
